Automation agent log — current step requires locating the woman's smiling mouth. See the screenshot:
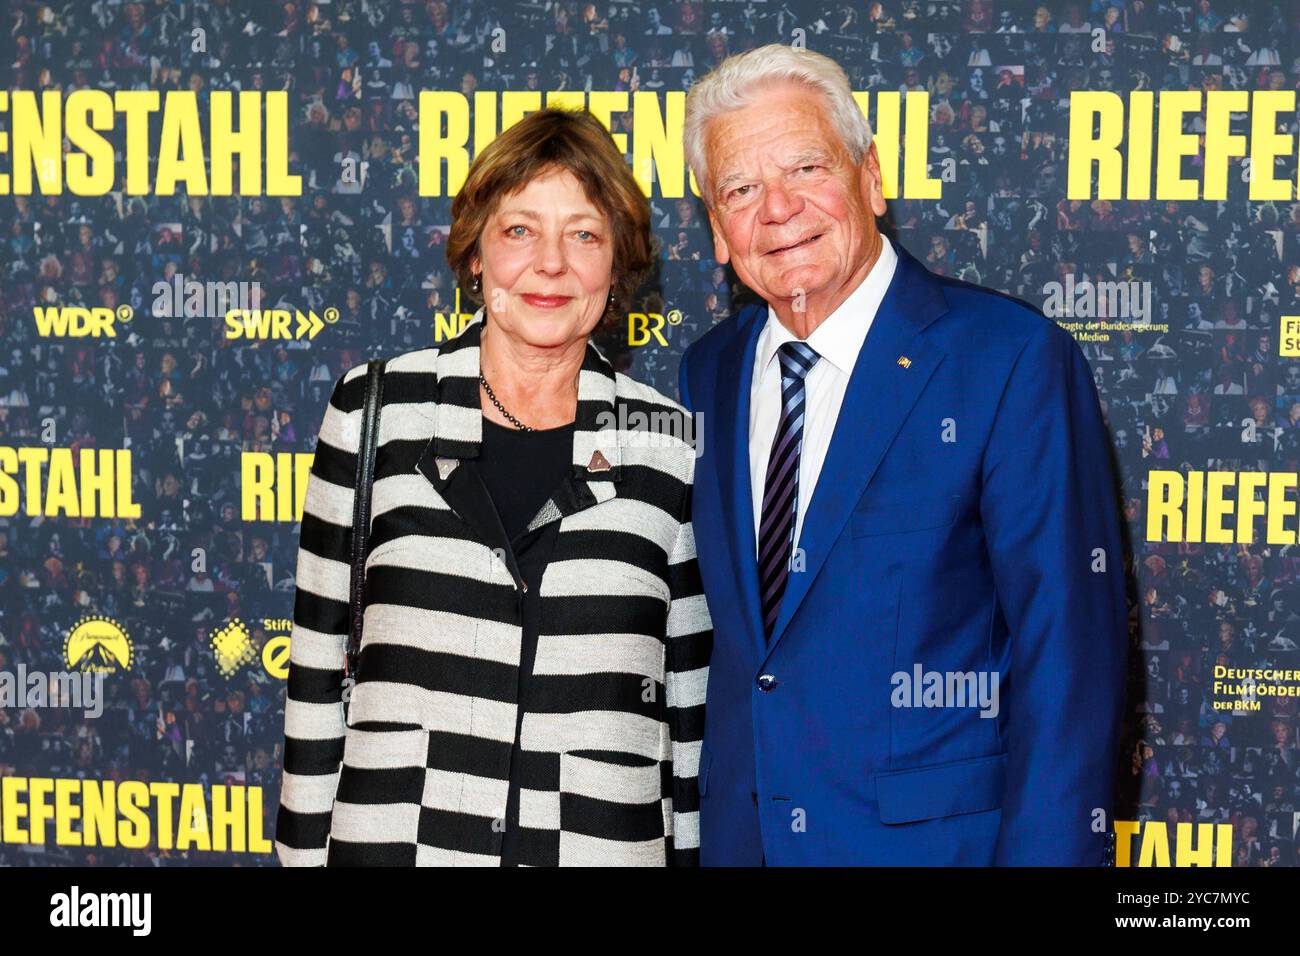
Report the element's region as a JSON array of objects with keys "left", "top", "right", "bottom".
[{"left": 519, "top": 293, "right": 574, "bottom": 308}]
